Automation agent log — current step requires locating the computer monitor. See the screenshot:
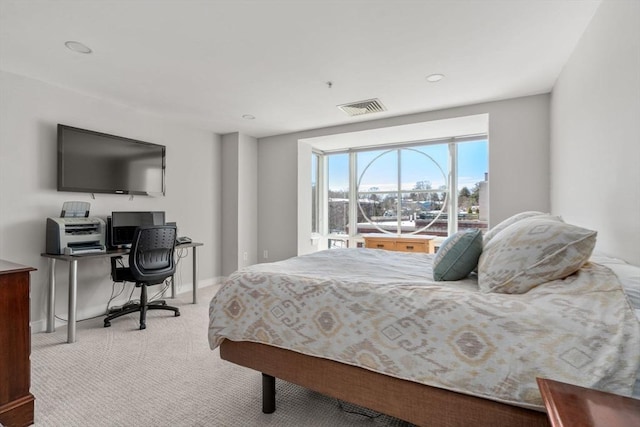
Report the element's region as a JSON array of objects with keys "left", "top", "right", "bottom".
[{"left": 109, "top": 211, "right": 165, "bottom": 248}]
